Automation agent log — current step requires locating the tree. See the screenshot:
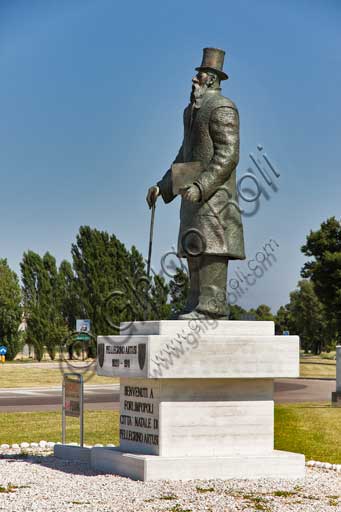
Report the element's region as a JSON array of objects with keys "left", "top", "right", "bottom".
[
  {"left": 71, "top": 226, "right": 169, "bottom": 335},
  {"left": 58, "top": 260, "right": 79, "bottom": 331},
  {"left": 21, "top": 251, "right": 49, "bottom": 360},
  {"left": 148, "top": 274, "right": 171, "bottom": 320},
  {"left": 229, "top": 304, "right": 247, "bottom": 320},
  {"left": 275, "top": 304, "right": 291, "bottom": 335},
  {"left": 127, "top": 246, "right": 171, "bottom": 321},
  {"left": 21, "top": 251, "right": 69, "bottom": 360},
  {"left": 0, "top": 259, "right": 23, "bottom": 360},
  {"left": 288, "top": 279, "right": 331, "bottom": 354},
  {"left": 301, "top": 217, "right": 341, "bottom": 341},
  {"left": 169, "top": 267, "right": 189, "bottom": 317},
  {"left": 249, "top": 304, "right": 274, "bottom": 322}
]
